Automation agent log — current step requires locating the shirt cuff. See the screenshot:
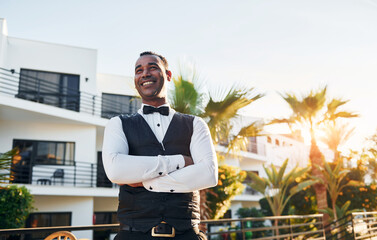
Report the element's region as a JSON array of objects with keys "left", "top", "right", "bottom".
[{"left": 160, "top": 154, "right": 185, "bottom": 173}]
